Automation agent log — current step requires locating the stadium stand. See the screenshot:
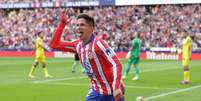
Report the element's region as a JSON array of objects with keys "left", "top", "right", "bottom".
[{"left": 0, "top": 4, "right": 200, "bottom": 51}]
